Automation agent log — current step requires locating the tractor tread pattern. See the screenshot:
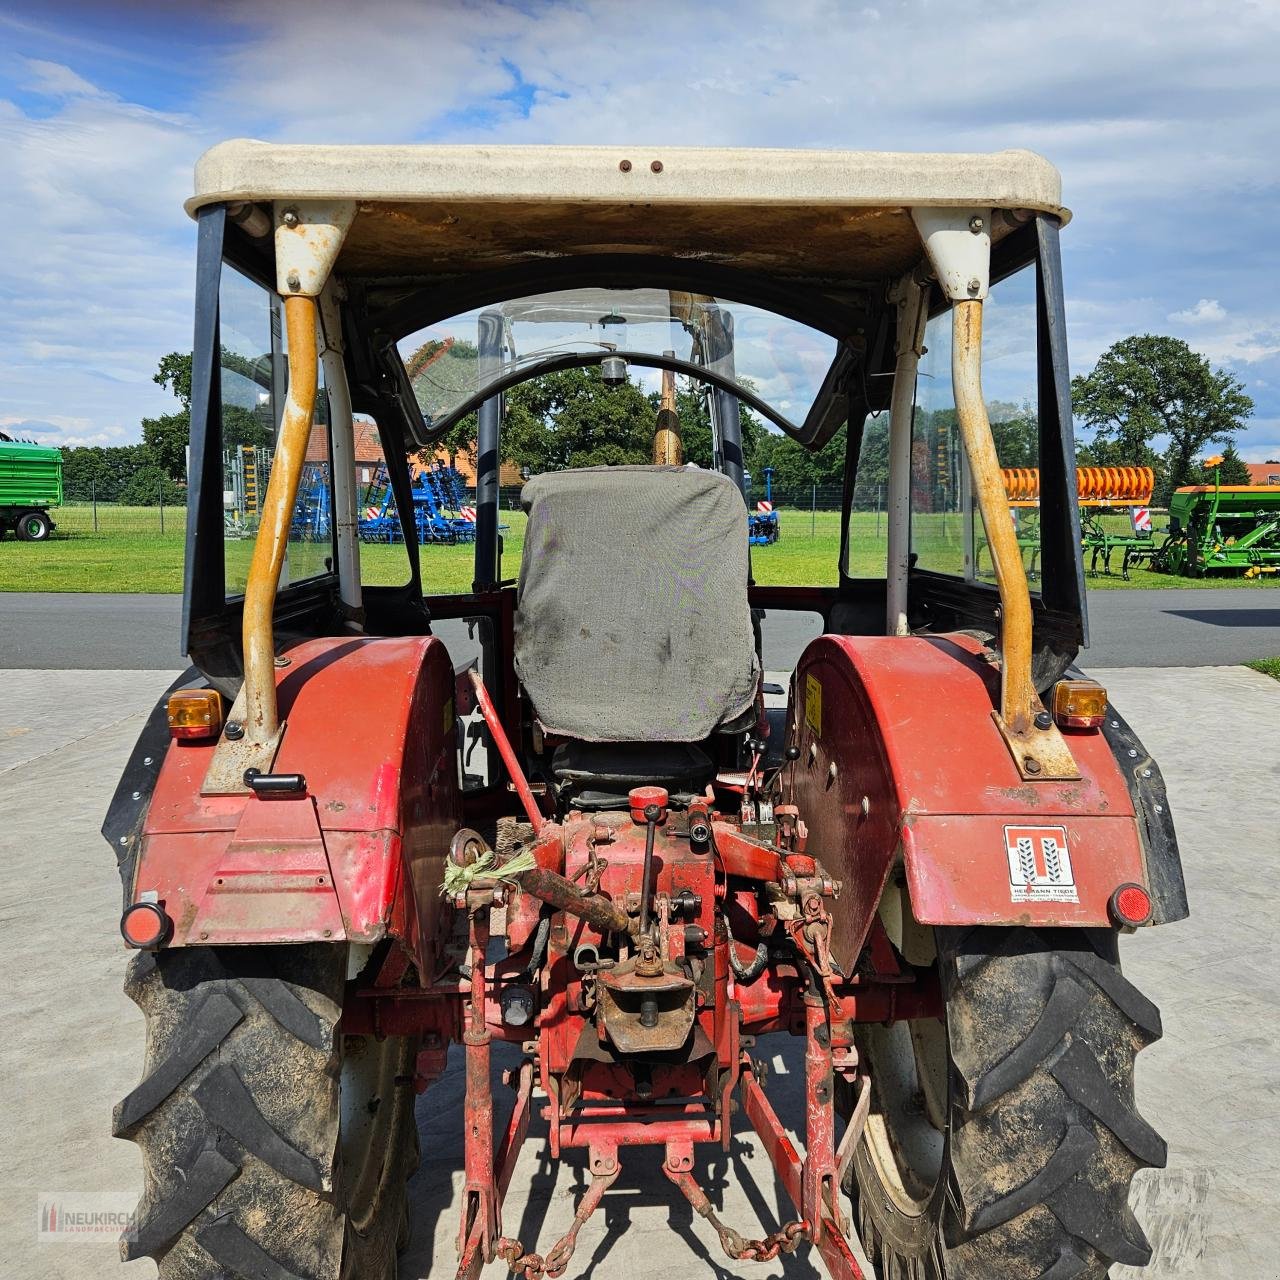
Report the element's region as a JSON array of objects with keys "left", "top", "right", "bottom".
[
  {"left": 1049, "top": 1038, "right": 1168, "bottom": 1167},
  {"left": 1049, "top": 1182, "right": 1153, "bottom": 1267},
  {"left": 961, "top": 963, "right": 1090, "bottom": 1108},
  {"left": 236, "top": 974, "right": 331, "bottom": 1052},
  {"left": 968, "top": 1124, "right": 1097, "bottom": 1231},
  {"left": 115, "top": 946, "right": 384, "bottom": 1280},
  {"left": 953, "top": 928, "right": 1163, "bottom": 1275},
  {"left": 1037, "top": 1246, "right": 1090, "bottom": 1279},
  {"left": 112, "top": 991, "right": 243, "bottom": 1138},
  {"left": 1062, "top": 945, "right": 1163, "bottom": 1039},
  {"left": 192, "top": 1064, "right": 329, "bottom": 1192},
  {"left": 197, "top": 1219, "right": 308, "bottom": 1280},
  {"left": 849, "top": 925, "right": 1166, "bottom": 1280},
  {"left": 122, "top": 1147, "right": 239, "bottom": 1261}
]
